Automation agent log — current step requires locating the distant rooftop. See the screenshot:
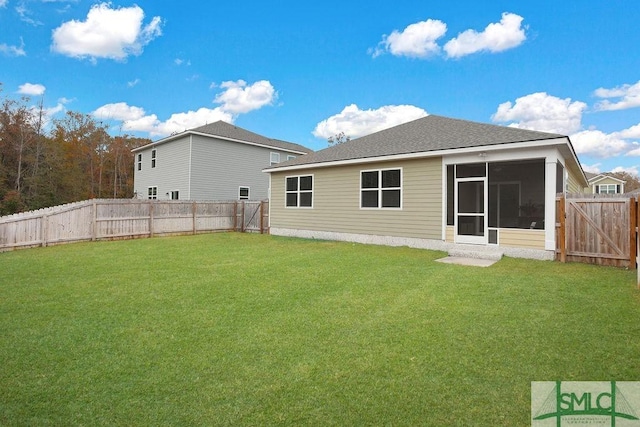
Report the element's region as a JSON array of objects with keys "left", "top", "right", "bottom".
[{"left": 133, "top": 121, "right": 312, "bottom": 155}]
